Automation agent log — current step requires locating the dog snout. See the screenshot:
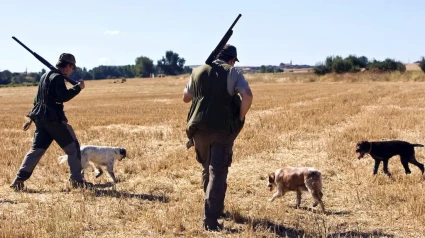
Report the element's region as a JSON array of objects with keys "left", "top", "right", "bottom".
[
  {"left": 119, "top": 148, "right": 127, "bottom": 160},
  {"left": 355, "top": 146, "right": 361, "bottom": 152},
  {"left": 267, "top": 183, "right": 273, "bottom": 191}
]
